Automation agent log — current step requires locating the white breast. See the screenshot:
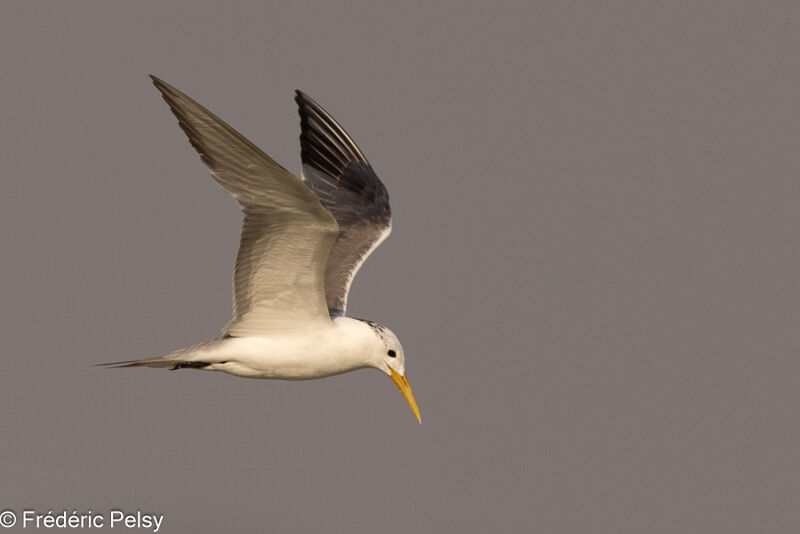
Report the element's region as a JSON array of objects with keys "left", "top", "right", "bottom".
[{"left": 198, "top": 318, "right": 378, "bottom": 380}]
